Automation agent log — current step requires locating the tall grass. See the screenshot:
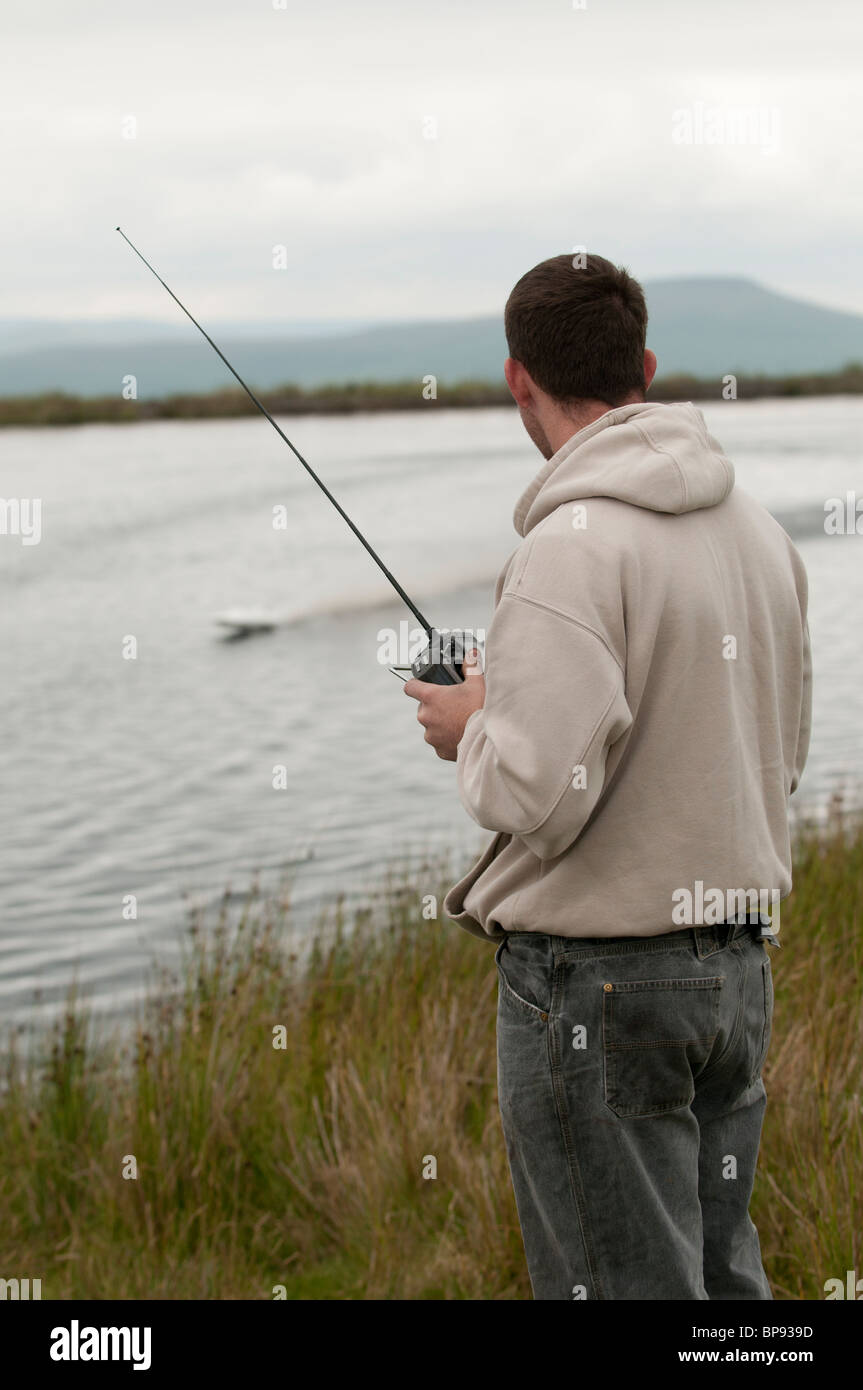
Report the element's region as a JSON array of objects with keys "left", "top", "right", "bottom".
[
  {"left": 0, "top": 808, "right": 860, "bottom": 1300},
  {"left": 752, "top": 798, "right": 863, "bottom": 1298}
]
